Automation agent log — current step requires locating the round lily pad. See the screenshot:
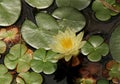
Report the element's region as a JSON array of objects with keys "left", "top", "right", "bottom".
[
  {"left": 110, "top": 24, "right": 120, "bottom": 63},
  {"left": 21, "top": 13, "right": 59, "bottom": 49},
  {"left": 52, "top": 7, "right": 86, "bottom": 32},
  {"left": 16, "top": 72, "right": 43, "bottom": 84},
  {"left": 56, "top": 0, "right": 91, "bottom": 10},
  {"left": 25, "top": 0, "right": 53, "bottom": 9},
  {"left": 0, "top": 0, "right": 21, "bottom": 26}
]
